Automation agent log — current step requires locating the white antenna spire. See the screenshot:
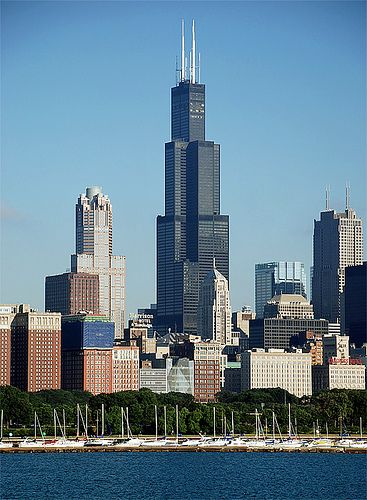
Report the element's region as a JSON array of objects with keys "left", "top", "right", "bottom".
[
  {"left": 191, "top": 19, "right": 196, "bottom": 83},
  {"left": 189, "top": 50, "right": 192, "bottom": 82},
  {"left": 181, "top": 19, "right": 185, "bottom": 81},
  {"left": 346, "top": 182, "right": 350, "bottom": 210},
  {"left": 198, "top": 52, "right": 201, "bottom": 83}
]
